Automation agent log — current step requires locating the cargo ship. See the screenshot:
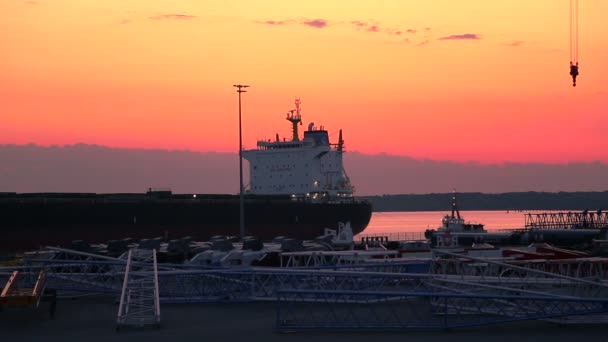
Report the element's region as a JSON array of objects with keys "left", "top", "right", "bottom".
[{"left": 0, "top": 98, "right": 372, "bottom": 252}]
